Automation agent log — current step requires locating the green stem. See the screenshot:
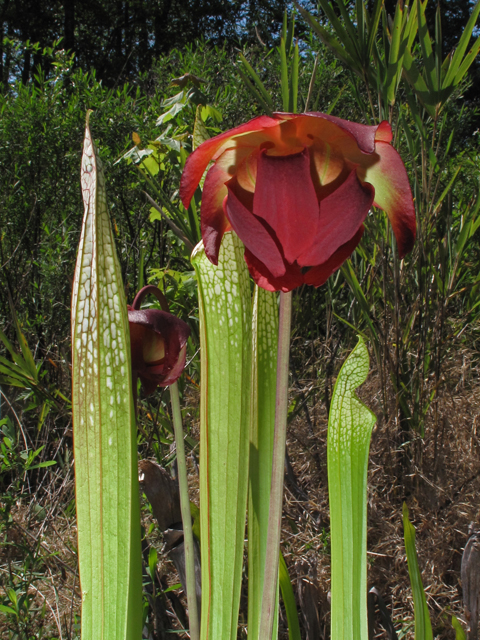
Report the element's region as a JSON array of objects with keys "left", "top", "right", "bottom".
[
  {"left": 170, "top": 382, "right": 200, "bottom": 640},
  {"left": 259, "top": 290, "right": 293, "bottom": 640}
]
